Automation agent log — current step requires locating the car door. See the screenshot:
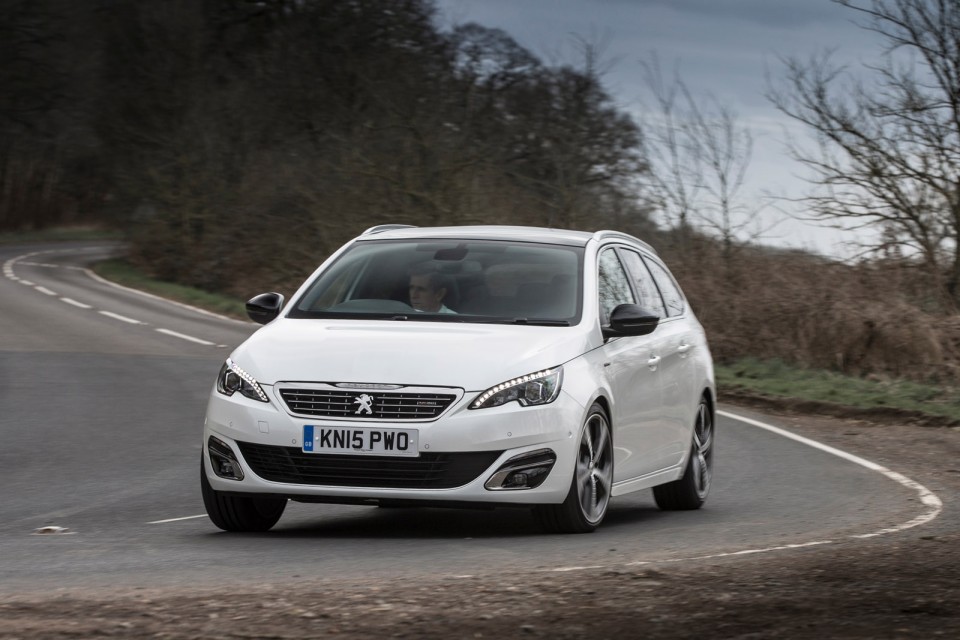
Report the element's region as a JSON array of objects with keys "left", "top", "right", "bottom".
[
  {"left": 597, "top": 247, "right": 670, "bottom": 482},
  {"left": 640, "top": 253, "right": 698, "bottom": 469}
]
